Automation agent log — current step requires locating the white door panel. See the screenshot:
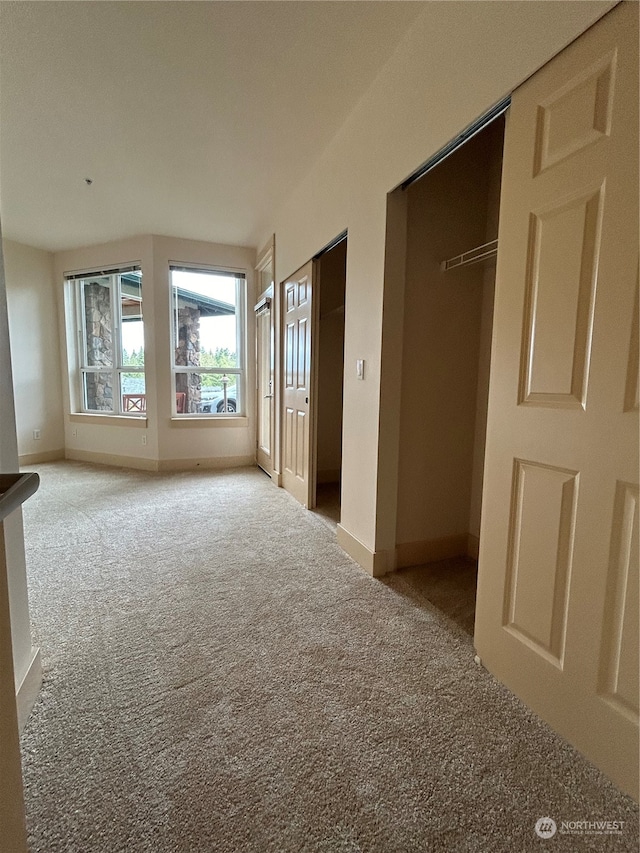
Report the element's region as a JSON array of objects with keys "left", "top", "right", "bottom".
[
  {"left": 282, "top": 262, "right": 314, "bottom": 507},
  {"left": 475, "top": 2, "right": 639, "bottom": 799}
]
